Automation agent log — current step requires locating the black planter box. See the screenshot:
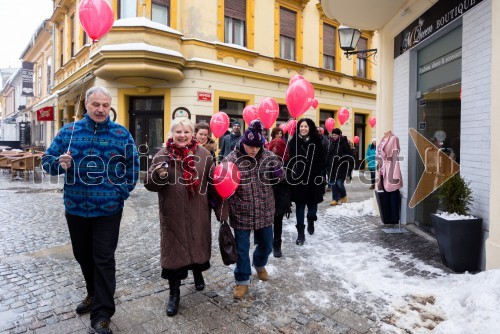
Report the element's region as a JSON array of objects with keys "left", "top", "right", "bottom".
[{"left": 431, "top": 213, "right": 483, "bottom": 273}]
